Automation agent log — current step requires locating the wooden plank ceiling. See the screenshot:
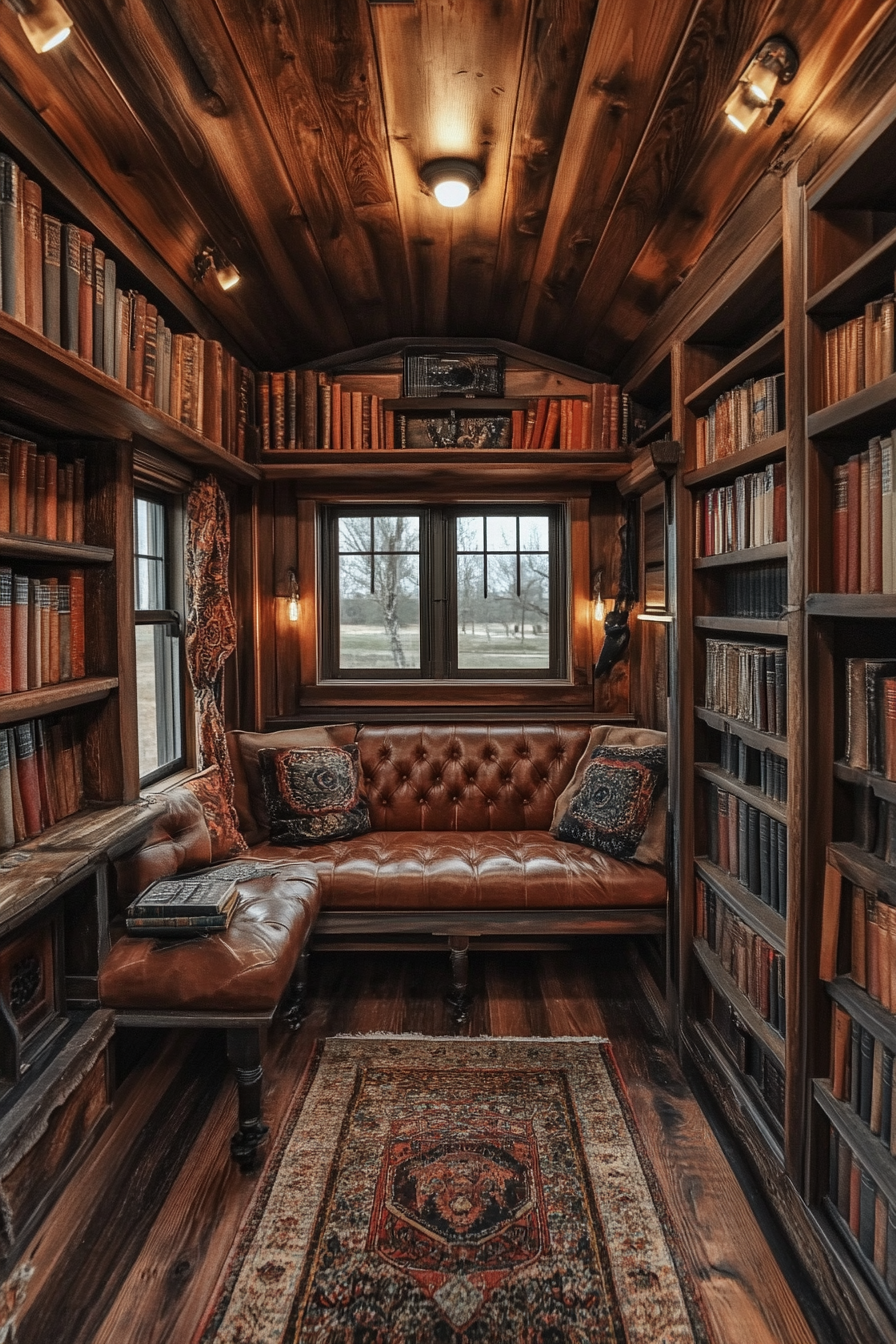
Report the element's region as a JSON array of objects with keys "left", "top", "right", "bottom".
[{"left": 0, "top": 0, "right": 894, "bottom": 371}]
